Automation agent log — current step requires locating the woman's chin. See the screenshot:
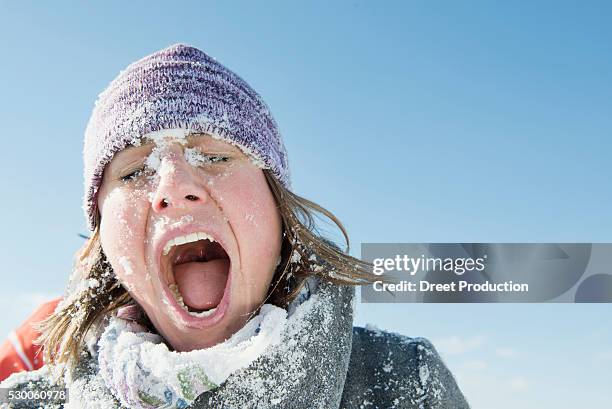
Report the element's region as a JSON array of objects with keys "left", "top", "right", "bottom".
[{"left": 167, "top": 330, "right": 229, "bottom": 352}]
